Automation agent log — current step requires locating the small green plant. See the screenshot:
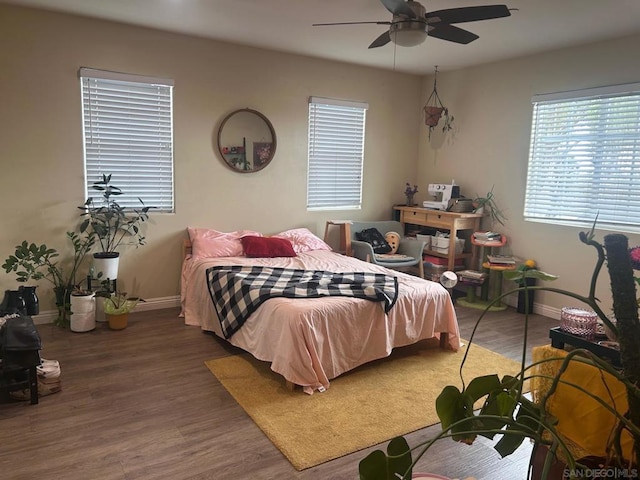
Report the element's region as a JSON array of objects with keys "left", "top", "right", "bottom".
[
  {"left": 103, "top": 292, "right": 143, "bottom": 315},
  {"left": 473, "top": 185, "right": 507, "bottom": 227},
  {"left": 79, "top": 174, "right": 152, "bottom": 253}
]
